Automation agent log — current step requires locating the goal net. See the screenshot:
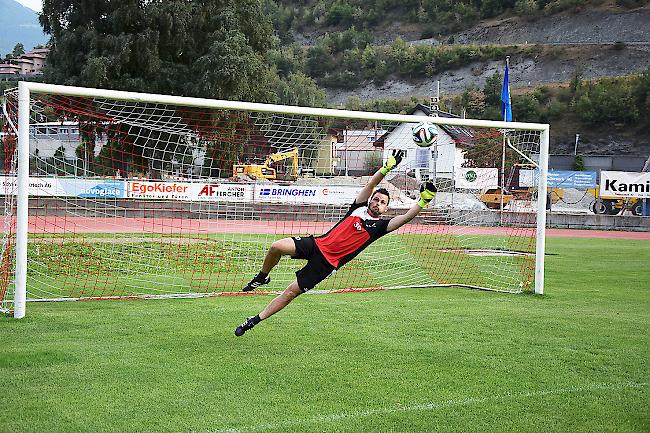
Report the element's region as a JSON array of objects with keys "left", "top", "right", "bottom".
[{"left": 1, "top": 83, "right": 549, "bottom": 317}]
